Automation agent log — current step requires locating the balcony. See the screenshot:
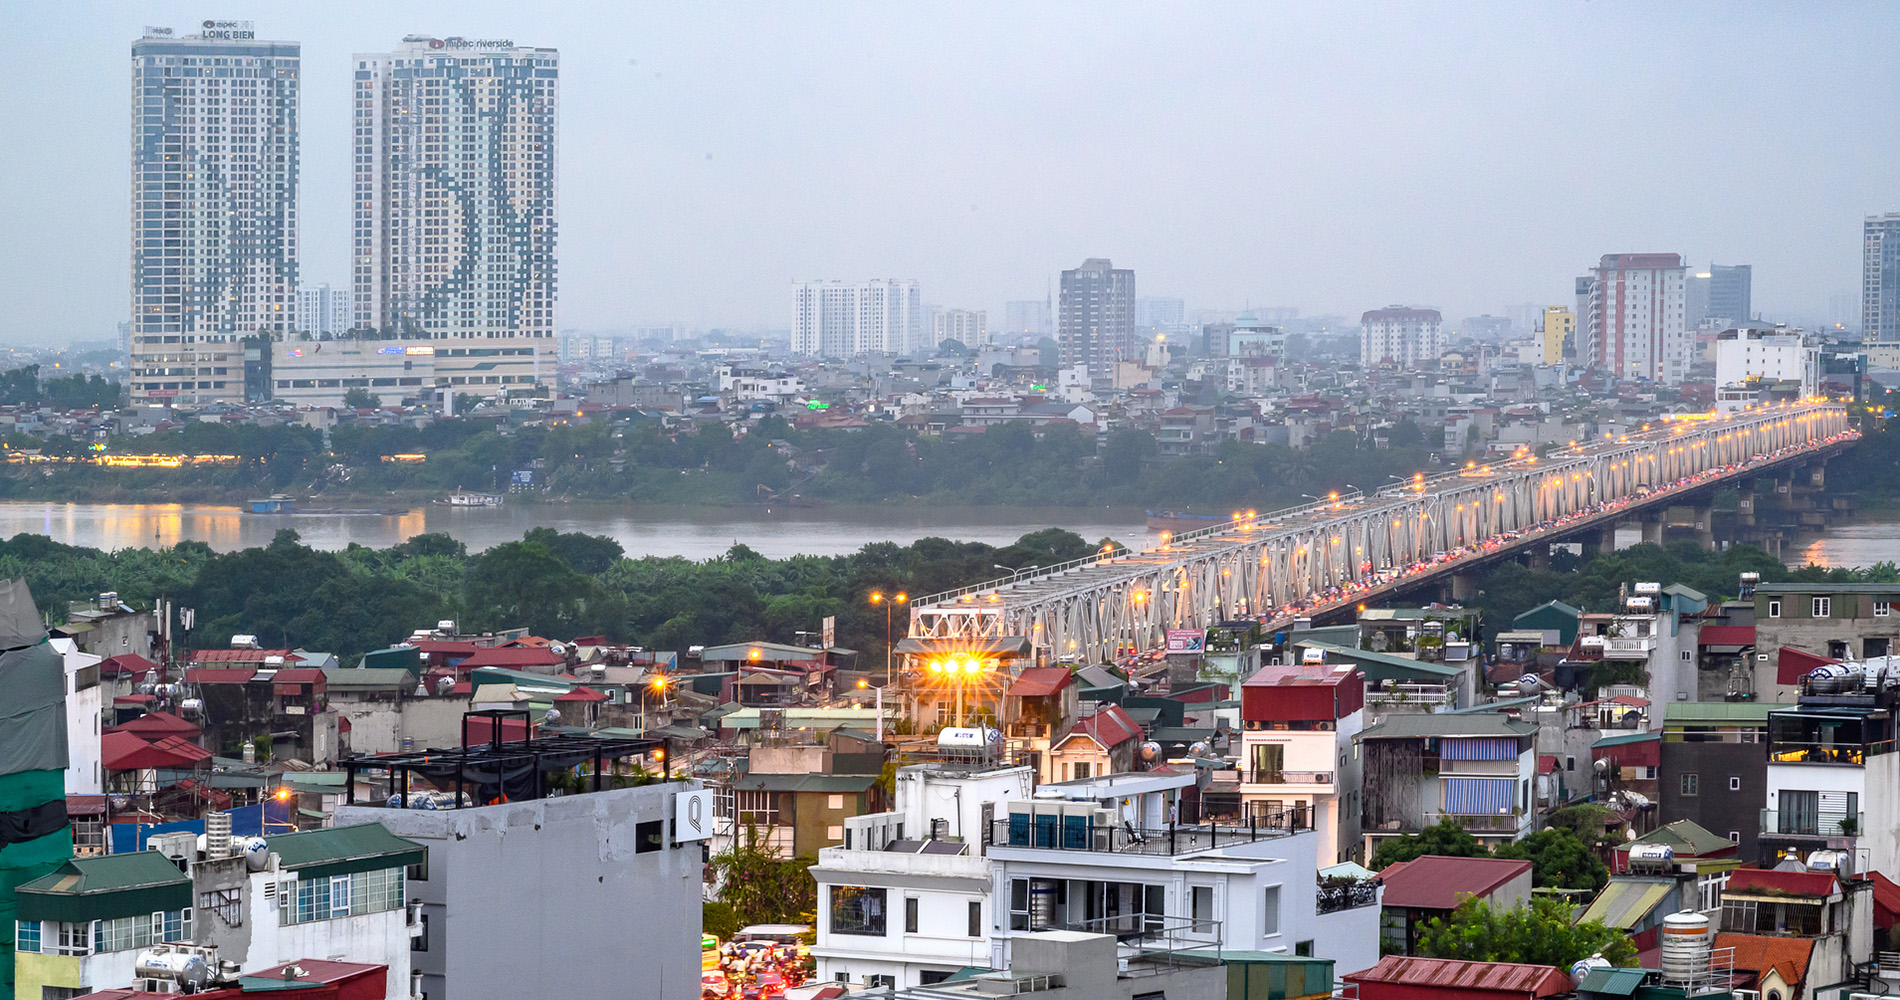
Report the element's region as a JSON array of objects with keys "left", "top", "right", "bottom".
[
  {"left": 1601, "top": 636, "right": 1657, "bottom": 659},
  {"left": 1767, "top": 740, "right": 1890, "bottom": 766},
  {"left": 1315, "top": 878, "right": 1380, "bottom": 915},
  {"left": 1422, "top": 811, "right": 1526, "bottom": 833},
  {"left": 990, "top": 817, "right": 1298, "bottom": 857},
  {"left": 1240, "top": 770, "right": 1335, "bottom": 787},
  {"left": 1759, "top": 808, "right": 1863, "bottom": 839}
]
